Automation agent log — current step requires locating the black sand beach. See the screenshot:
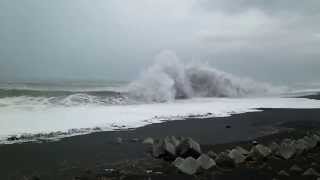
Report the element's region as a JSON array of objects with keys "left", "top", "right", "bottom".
[{"left": 1, "top": 95, "right": 320, "bottom": 180}]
